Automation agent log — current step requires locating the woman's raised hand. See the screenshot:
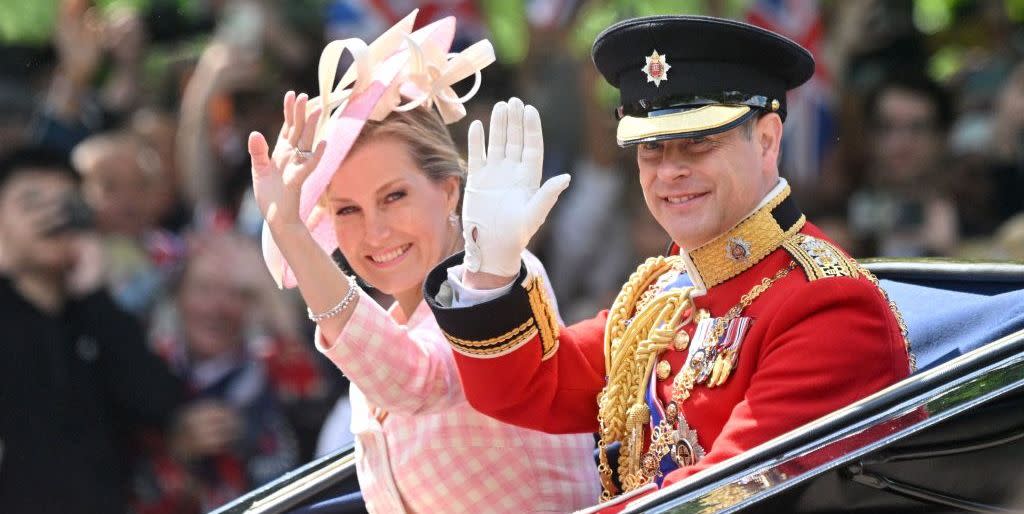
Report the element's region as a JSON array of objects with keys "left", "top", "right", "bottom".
[{"left": 248, "top": 91, "right": 326, "bottom": 231}]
